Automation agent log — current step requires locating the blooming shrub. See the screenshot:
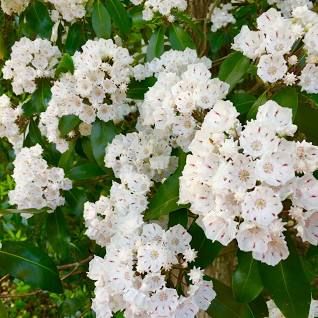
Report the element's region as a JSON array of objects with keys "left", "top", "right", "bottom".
[{"left": 0, "top": 0, "right": 318, "bottom": 317}]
